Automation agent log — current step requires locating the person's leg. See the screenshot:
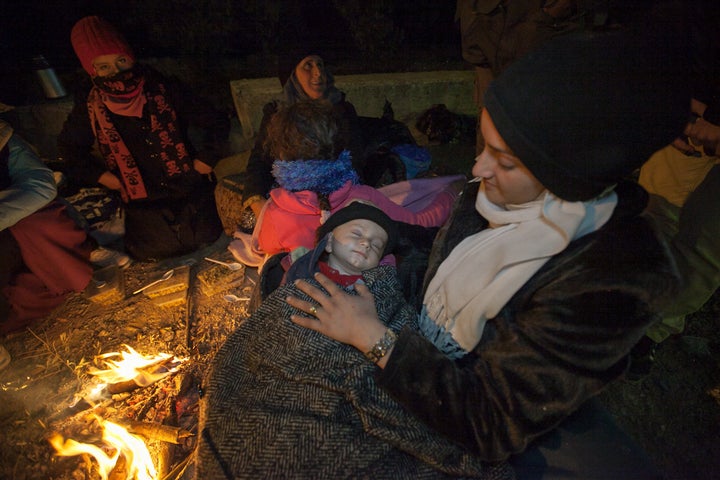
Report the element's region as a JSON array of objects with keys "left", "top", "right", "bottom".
[
  {"left": 510, "top": 398, "right": 663, "bottom": 480},
  {"left": 663, "top": 164, "right": 720, "bottom": 320},
  {"left": 0, "top": 228, "right": 23, "bottom": 322}
]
